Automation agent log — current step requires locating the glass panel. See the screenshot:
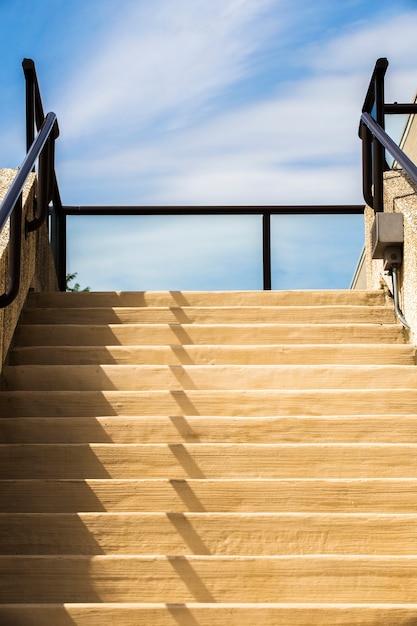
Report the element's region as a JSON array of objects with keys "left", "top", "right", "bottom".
[
  {"left": 66, "top": 213, "right": 364, "bottom": 291},
  {"left": 66, "top": 214, "right": 262, "bottom": 291},
  {"left": 270, "top": 214, "right": 364, "bottom": 290}
]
